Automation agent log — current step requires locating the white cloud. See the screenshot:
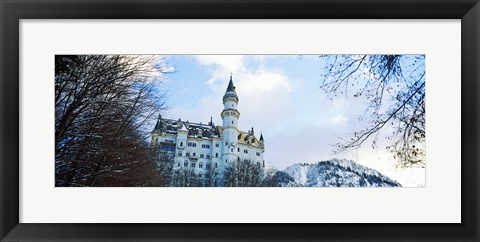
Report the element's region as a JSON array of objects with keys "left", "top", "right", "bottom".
[
  {"left": 168, "top": 95, "right": 223, "bottom": 124},
  {"left": 194, "top": 55, "right": 246, "bottom": 88},
  {"left": 237, "top": 70, "right": 292, "bottom": 93},
  {"left": 194, "top": 55, "right": 245, "bottom": 72},
  {"left": 187, "top": 55, "right": 296, "bottom": 136},
  {"left": 327, "top": 115, "right": 348, "bottom": 127}
]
